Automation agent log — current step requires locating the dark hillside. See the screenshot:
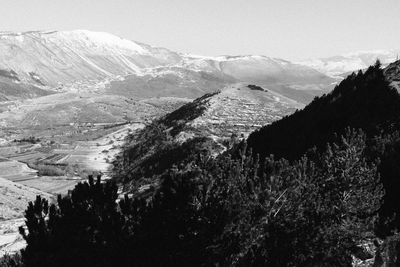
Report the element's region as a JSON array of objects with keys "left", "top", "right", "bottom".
[
  {"left": 112, "top": 92, "right": 221, "bottom": 188},
  {"left": 245, "top": 60, "right": 400, "bottom": 235},
  {"left": 247, "top": 61, "right": 400, "bottom": 161}
]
